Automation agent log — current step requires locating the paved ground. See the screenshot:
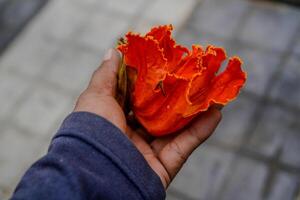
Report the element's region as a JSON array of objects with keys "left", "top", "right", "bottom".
[
  {"left": 0, "top": 0, "right": 300, "bottom": 199},
  {"left": 0, "top": 0, "right": 48, "bottom": 54}
]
